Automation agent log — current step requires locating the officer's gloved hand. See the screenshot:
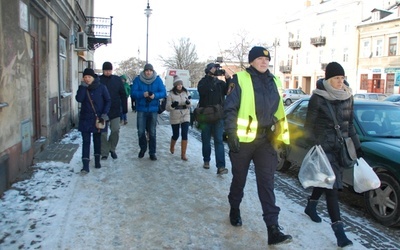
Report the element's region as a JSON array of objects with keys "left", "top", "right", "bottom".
[
  {"left": 356, "top": 147, "right": 364, "bottom": 159},
  {"left": 227, "top": 133, "right": 240, "bottom": 153},
  {"left": 171, "top": 101, "right": 179, "bottom": 108}
]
